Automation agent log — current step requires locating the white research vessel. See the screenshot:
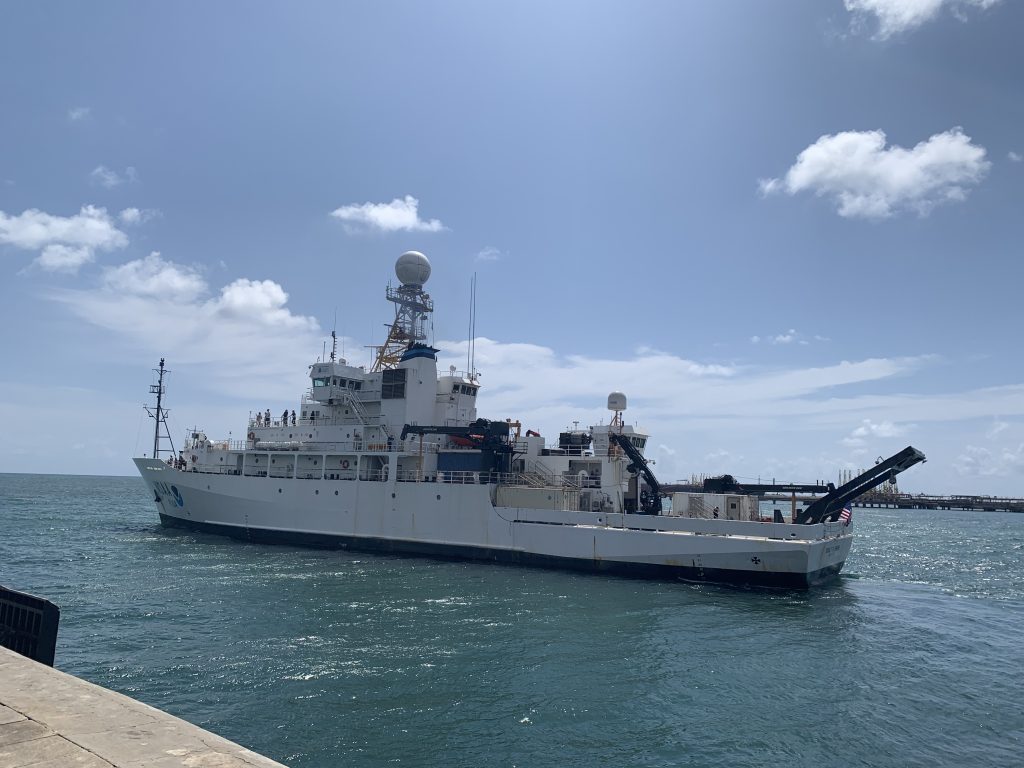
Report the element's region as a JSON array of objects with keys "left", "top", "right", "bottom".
[{"left": 134, "top": 251, "right": 925, "bottom": 588}]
